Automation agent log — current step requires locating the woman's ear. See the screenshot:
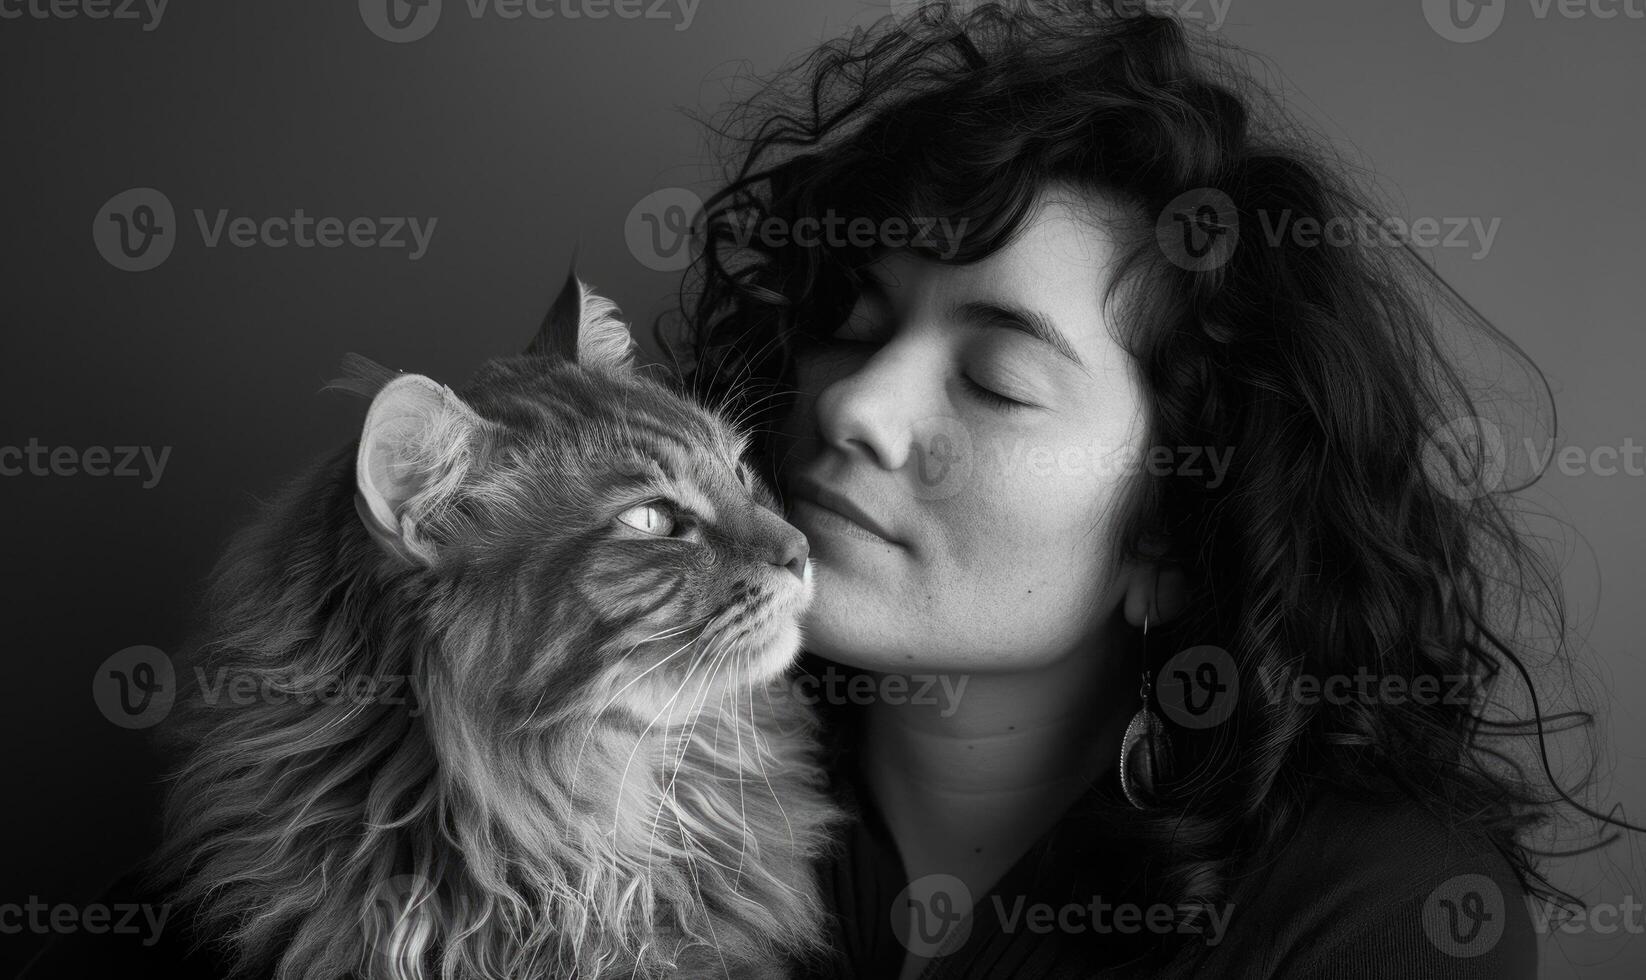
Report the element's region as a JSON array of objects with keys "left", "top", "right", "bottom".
[
  {"left": 1122, "top": 562, "right": 1189, "bottom": 629},
  {"left": 355, "top": 373, "right": 483, "bottom": 566}
]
